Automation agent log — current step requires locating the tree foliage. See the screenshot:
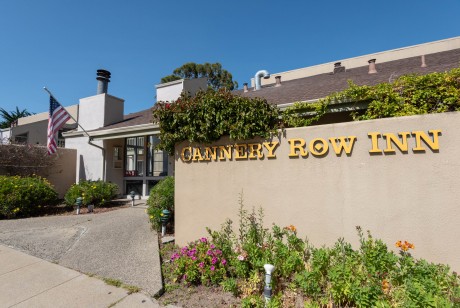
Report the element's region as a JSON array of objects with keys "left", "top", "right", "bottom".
[
  {"left": 153, "top": 89, "right": 280, "bottom": 154},
  {"left": 0, "top": 107, "right": 33, "bottom": 129},
  {"left": 161, "top": 62, "right": 238, "bottom": 91}
]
